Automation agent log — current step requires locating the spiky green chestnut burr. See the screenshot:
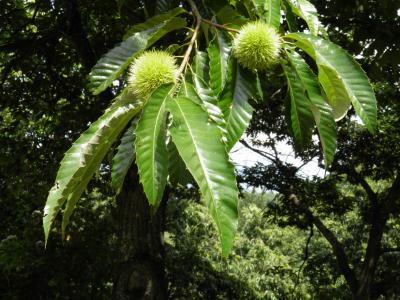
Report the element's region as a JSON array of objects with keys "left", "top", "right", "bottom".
[
  {"left": 233, "top": 21, "right": 281, "bottom": 70},
  {"left": 128, "top": 50, "right": 177, "bottom": 100}
]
